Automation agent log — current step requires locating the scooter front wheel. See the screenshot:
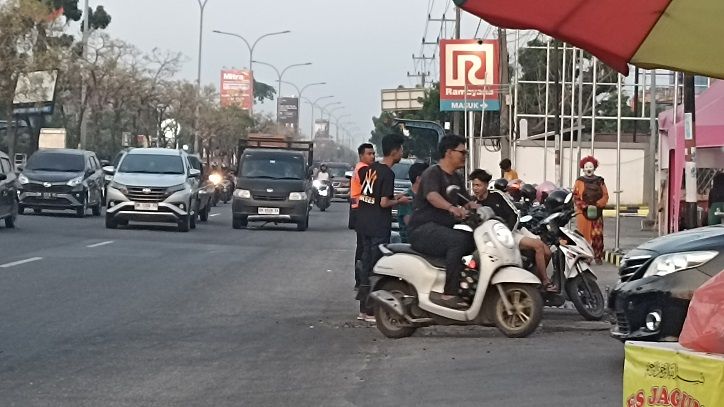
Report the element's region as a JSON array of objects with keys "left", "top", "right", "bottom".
[
  {"left": 493, "top": 284, "right": 543, "bottom": 338},
  {"left": 373, "top": 280, "right": 417, "bottom": 339},
  {"left": 566, "top": 273, "right": 605, "bottom": 321}
]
